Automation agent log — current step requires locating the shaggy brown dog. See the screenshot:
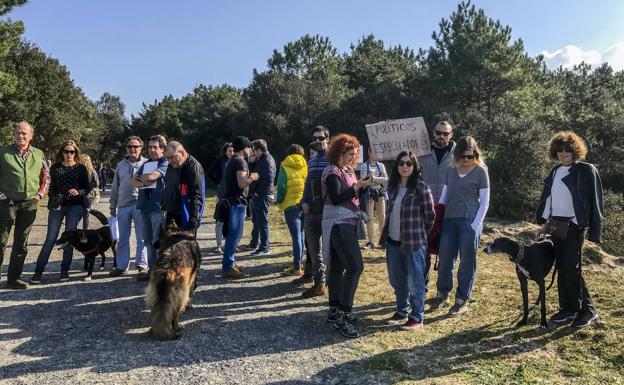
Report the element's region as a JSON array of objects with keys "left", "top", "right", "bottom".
[{"left": 145, "top": 226, "right": 201, "bottom": 340}]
